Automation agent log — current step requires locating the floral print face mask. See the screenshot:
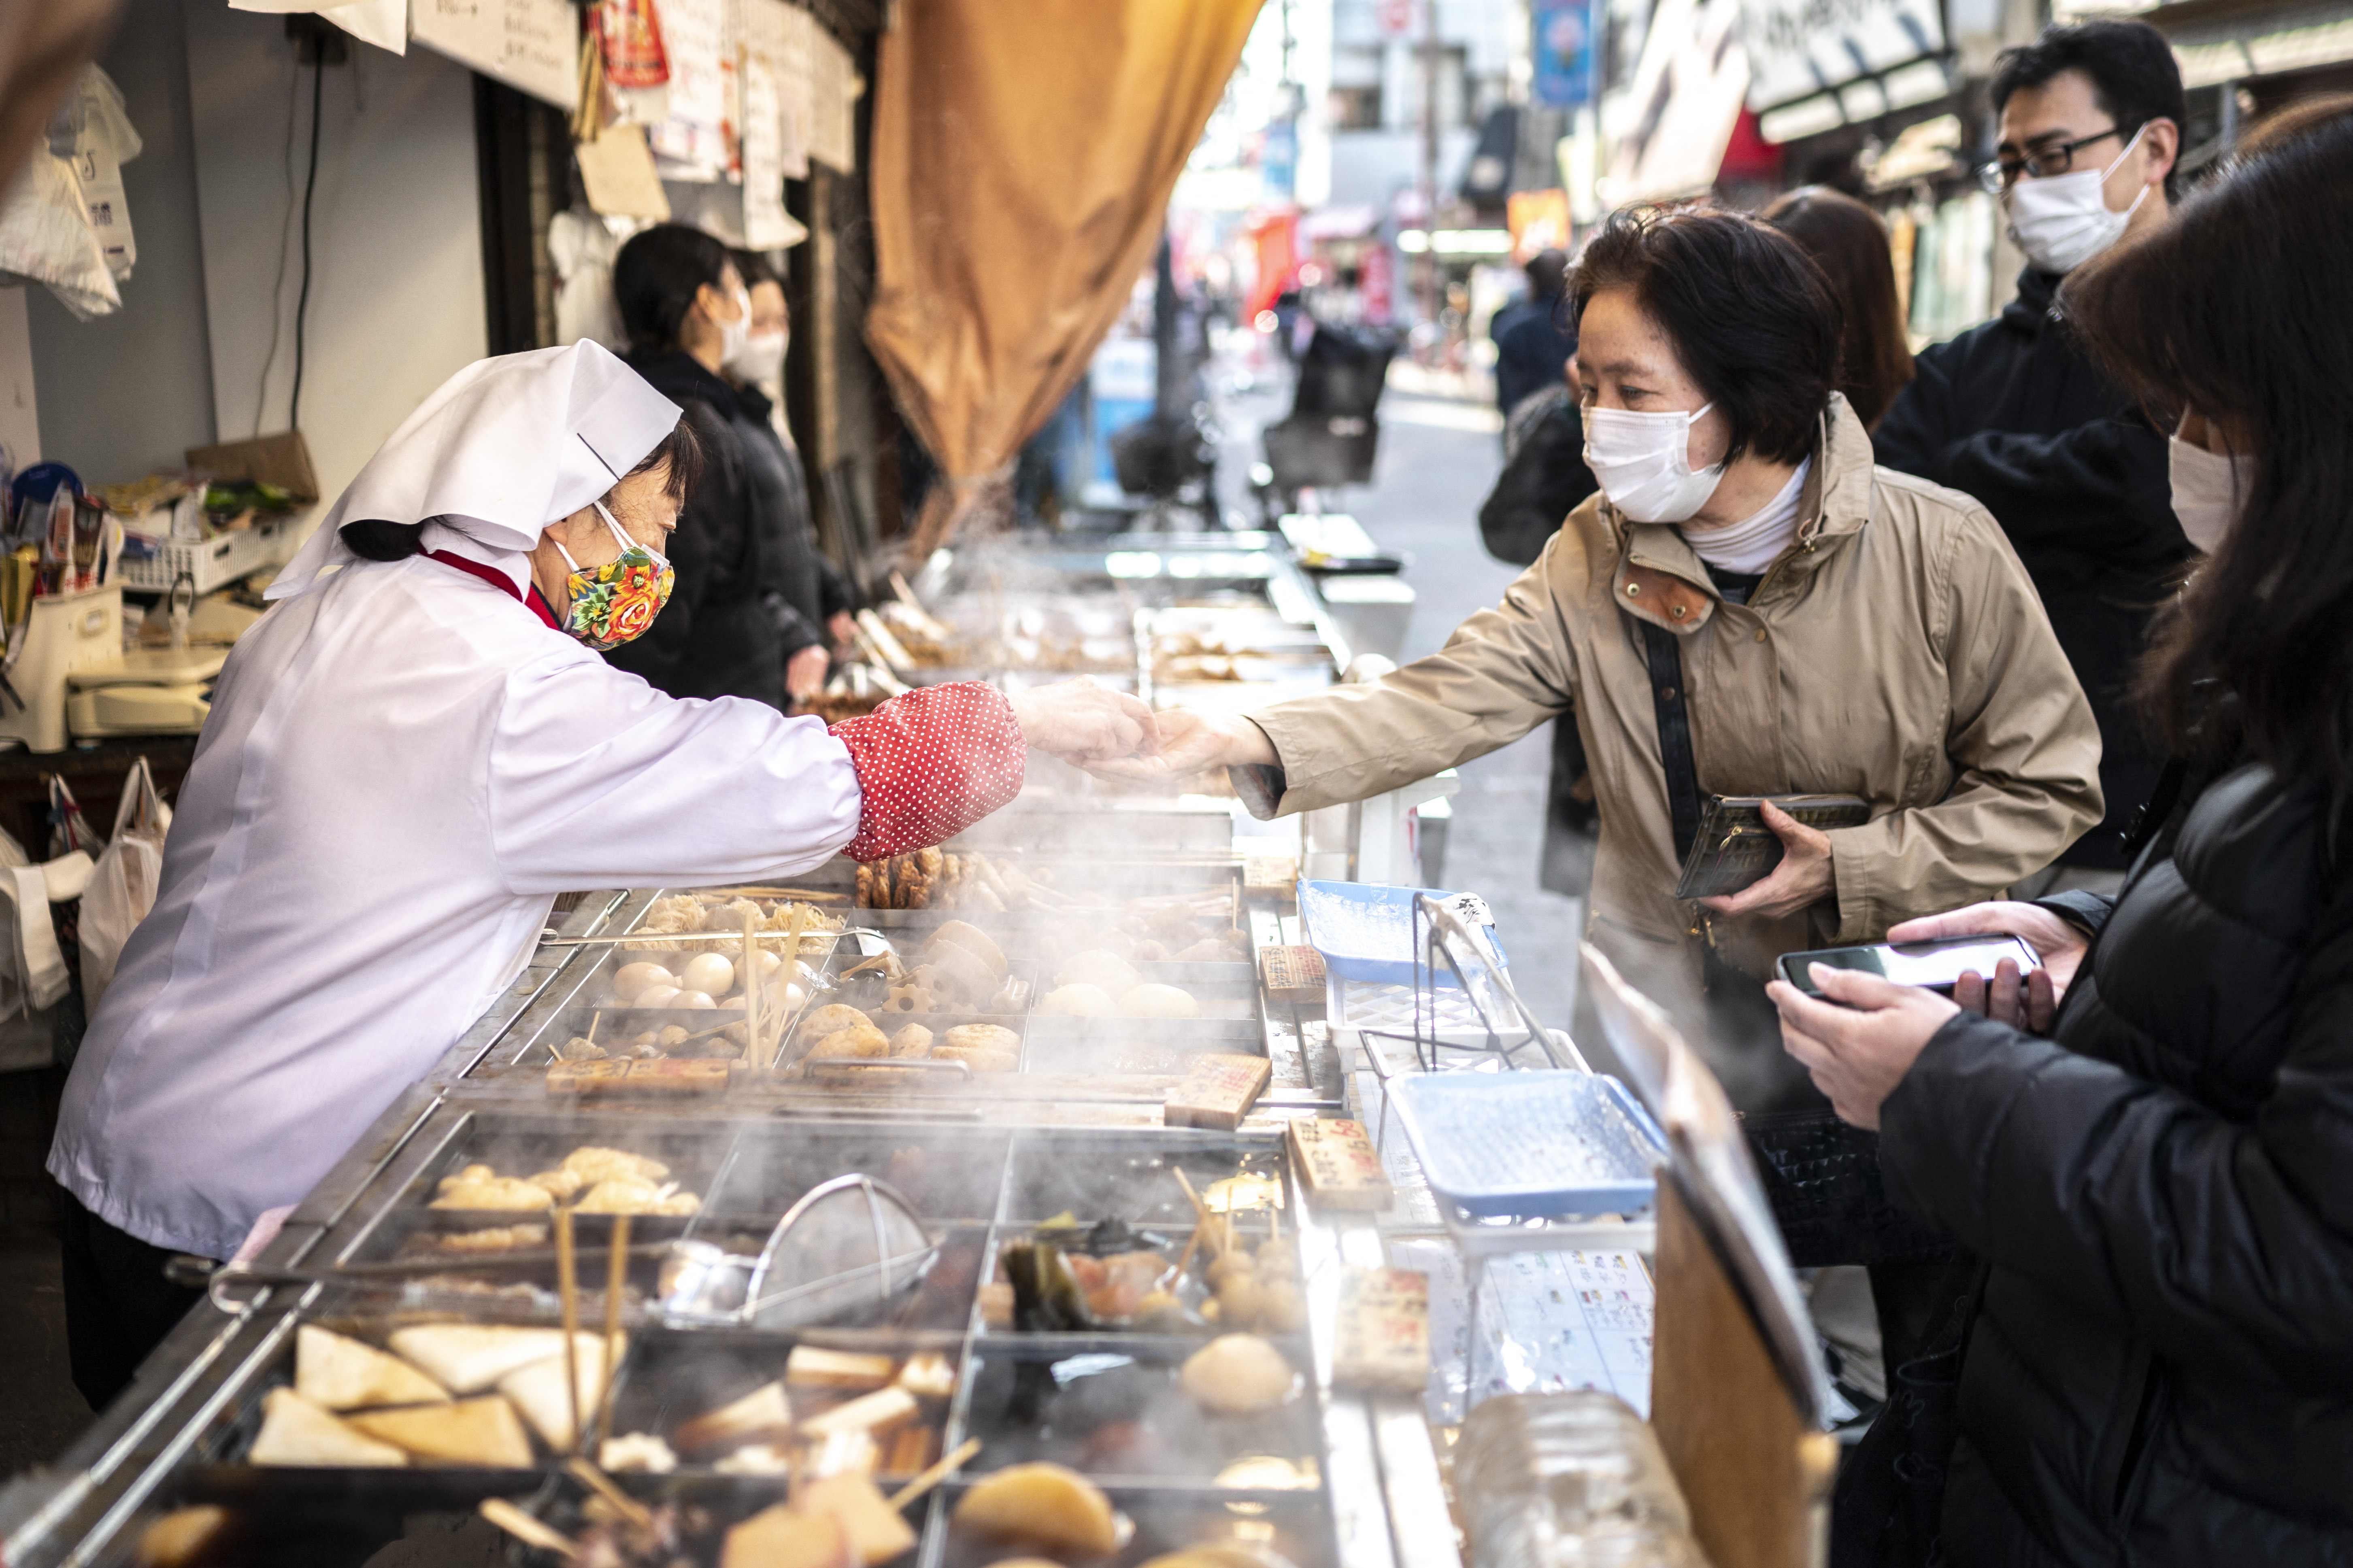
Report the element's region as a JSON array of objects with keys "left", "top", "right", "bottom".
[{"left": 552, "top": 500, "right": 674, "bottom": 651}]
